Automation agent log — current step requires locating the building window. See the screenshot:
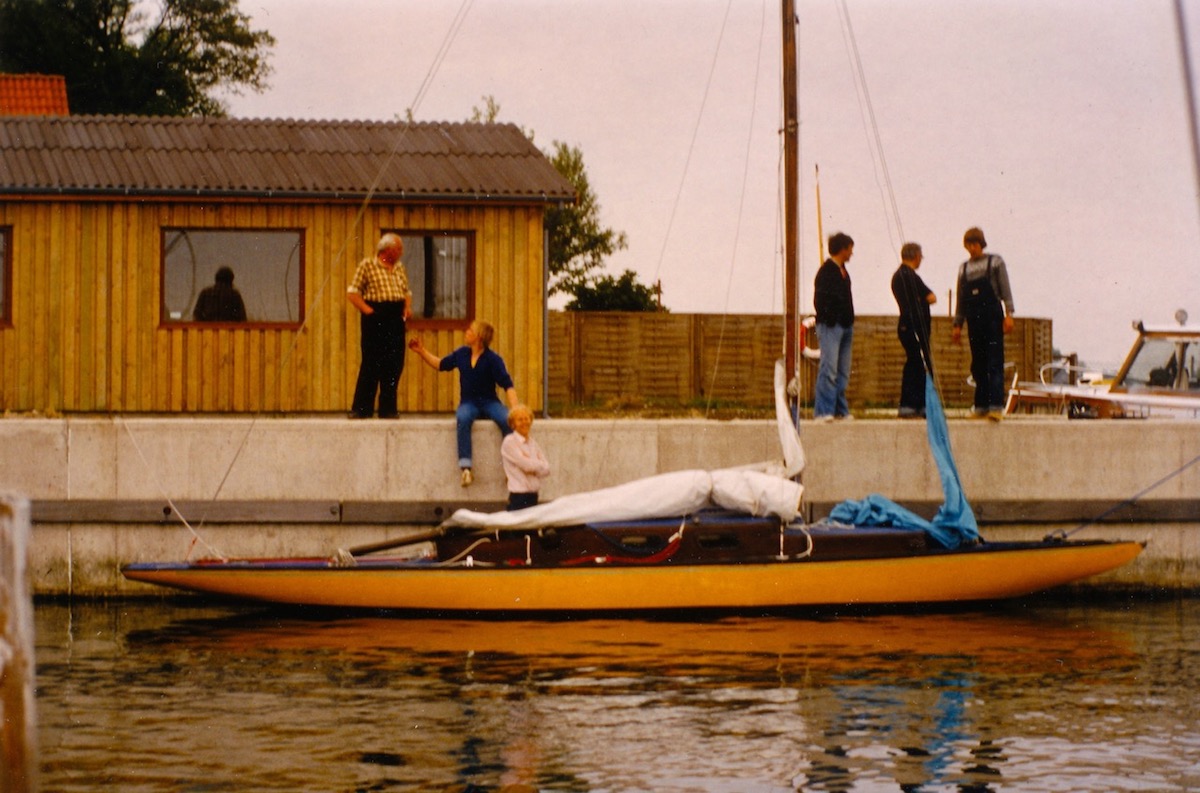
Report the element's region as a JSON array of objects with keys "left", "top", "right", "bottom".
[
  {"left": 161, "top": 229, "right": 303, "bottom": 325},
  {"left": 398, "top": 231, "right": 473, "bottom": 322},
  {"left": 0, "top": 227, "right": 9, "bottom": 326}
]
